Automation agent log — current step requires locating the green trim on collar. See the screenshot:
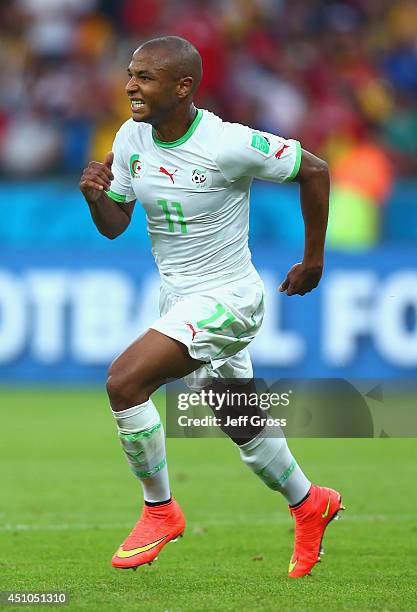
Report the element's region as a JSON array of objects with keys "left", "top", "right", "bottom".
[{"left": 153, "top": 109, "right": 203, "bottom": 148}]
